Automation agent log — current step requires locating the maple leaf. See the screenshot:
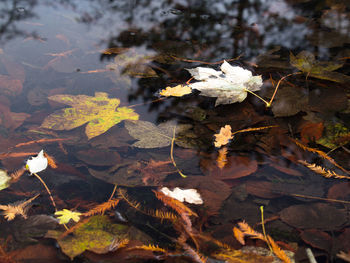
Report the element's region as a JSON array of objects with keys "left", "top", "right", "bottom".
[
  {"left": 41, "top": 92, "right": 139, "bottom": 139},
  {"left": 214, "top": 125, "right": 233, "bottom": 148},
  {"left": 187, "top": 61, "right": 263, "bottom": 106},
  {"left": 55, "top": 209, "right": 82, "bottom": 224},
  {"left": 0, "top": 194, "right": 39, "bottom": 221},
  {"left": 159, "top": 85, "right": 192, "bottom": 97}
]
